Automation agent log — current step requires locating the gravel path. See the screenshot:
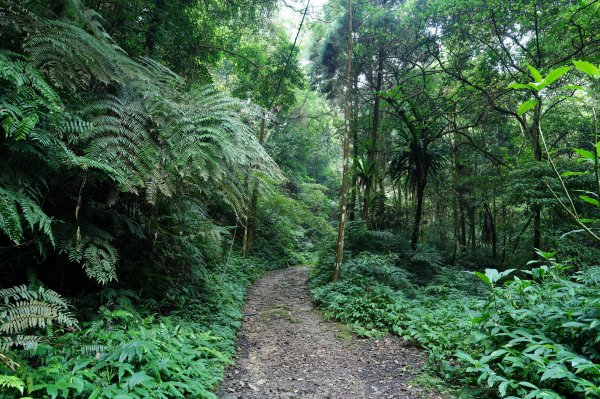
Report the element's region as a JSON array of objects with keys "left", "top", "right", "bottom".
[{"left": 219, "top": 267, "right": 447, "bottom": 399}]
